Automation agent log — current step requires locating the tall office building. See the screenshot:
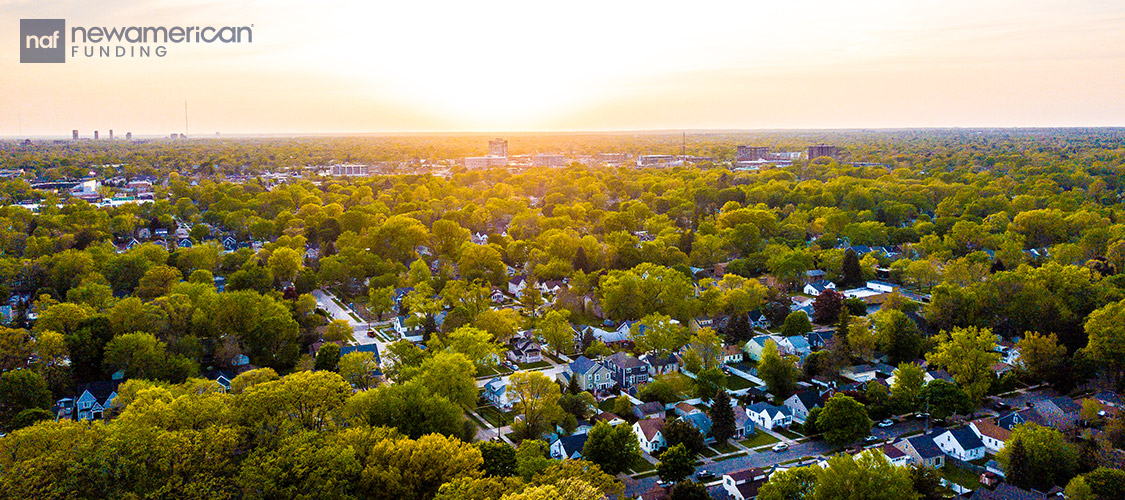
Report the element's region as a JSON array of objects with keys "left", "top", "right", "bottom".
[
  {"left": 736, "top": 146, "right": 770, "bottom": 161},
  {"left": 94, "top": 131, "right": 99, "bottom": 140},
  {"left": 126, "top": 132, "right": 132, "bottom": 140},
  {"left": 489, "top": 138, "right": 508, "bottom": 157},
  {"left": 808, "top": 144, "right": 840, "bottom": 159},
  {"left": 72, "top": 130, "right": 78, "bottom": 140},
  {"left": 109, "top": 130, "right": 113, "bottom": 140}
]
